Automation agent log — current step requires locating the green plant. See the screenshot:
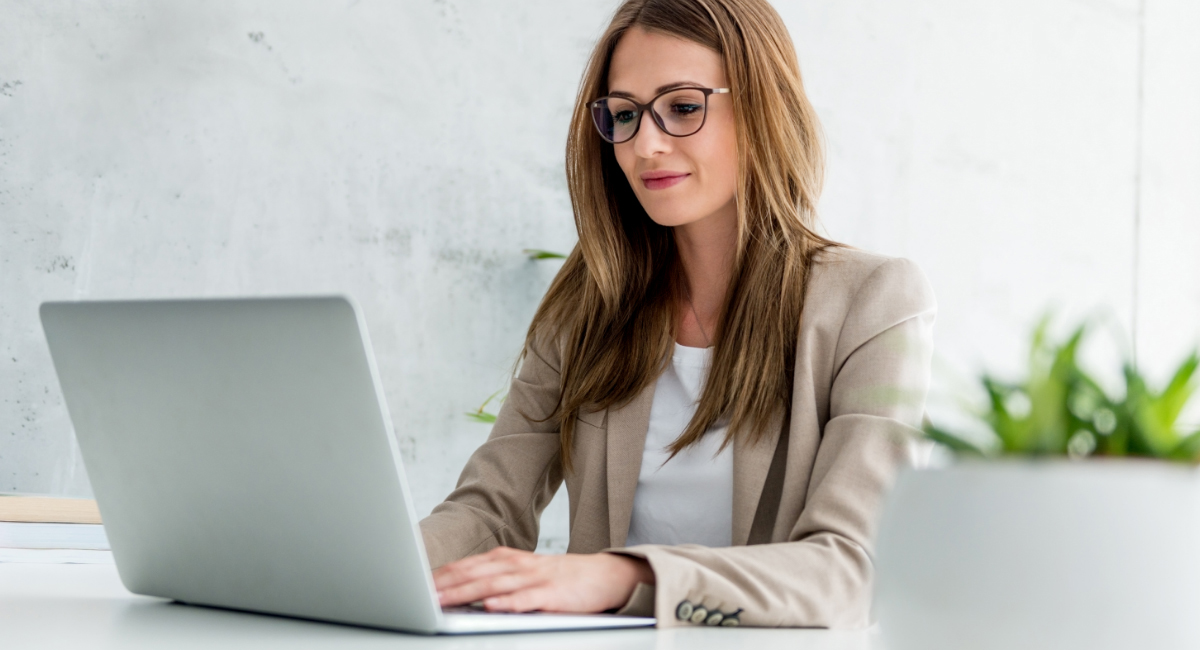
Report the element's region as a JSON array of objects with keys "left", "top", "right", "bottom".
[
  {"left": 465, "top": 389, "right": 503, "bottom": 424},
  {"left": 463, "top": 248, "right": 568, "bottom": 424},
  {"left": 927, "top": 317, "right": 1200, "bottom": 461},
  {"left": 522, "top": 249, "right": 568, "bottom": 260}
]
